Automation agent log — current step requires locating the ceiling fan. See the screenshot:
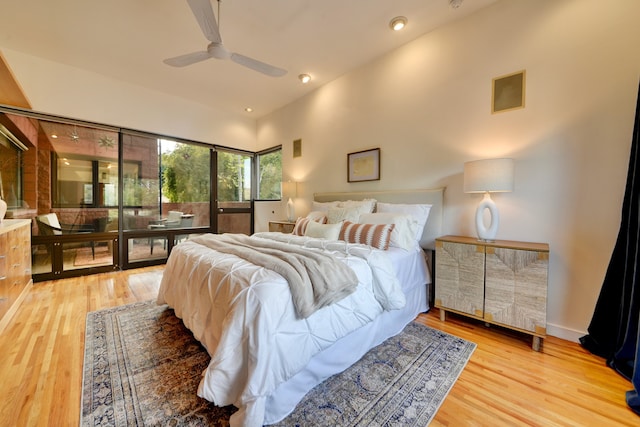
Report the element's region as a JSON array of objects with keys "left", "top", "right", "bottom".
[{"left": 164, "top": 0, "right": 287, "bottom": 77}]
